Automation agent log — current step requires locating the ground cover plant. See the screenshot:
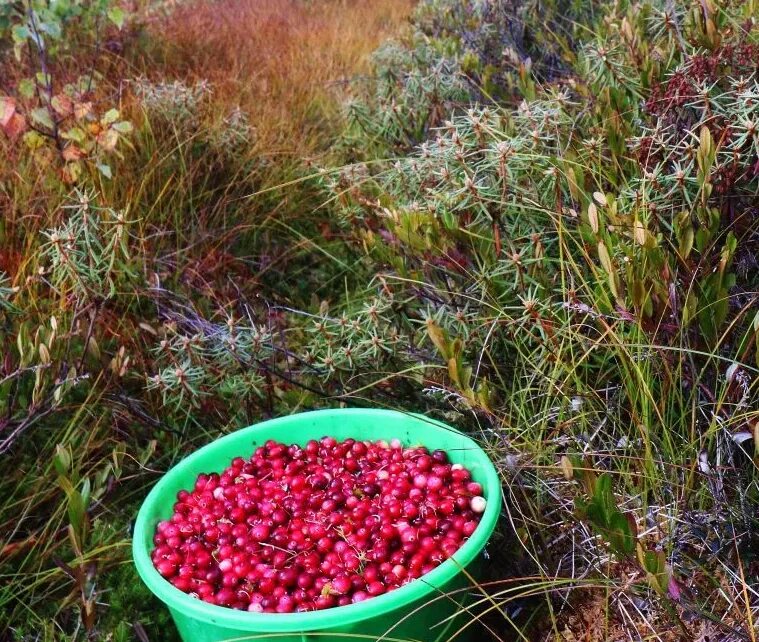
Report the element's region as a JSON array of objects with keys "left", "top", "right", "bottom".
[{"left": 1, "top": 0, "right": 758, "bottom": 640}]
